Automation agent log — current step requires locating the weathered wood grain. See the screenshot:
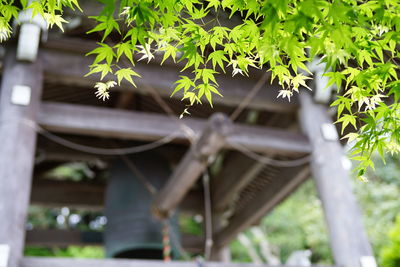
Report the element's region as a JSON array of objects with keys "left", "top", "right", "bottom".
[
  {"left": 152, "top": 114, "right": 231, "bottom": 218},
  {"left": 215, "top": 166, "right": 310, "bottom": 247},
  {"left": 299, "top": 92, "right": 374, "bottom": 267},
  {"left": 0, "top": 46, "right": 43, "bottom": 267},
  {"left": 37, "top": 102, "right": 311, "bottom": 155}
]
